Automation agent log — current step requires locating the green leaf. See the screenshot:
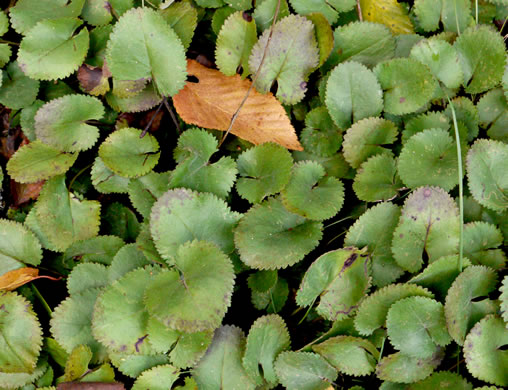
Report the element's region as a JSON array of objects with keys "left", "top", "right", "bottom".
[
  {"left": 313, "top": 336, "right": 378, "bottom": 377},
  {"left": 454, "top": 25, "right": 506, "bottom": 94},
  {"left": 108, "top": 243, "right": 151, "bottom": 282},
  {"left": 193, "top": 325, "right": 256, "bottom": 389},
  {"left": 464, "top": 315, "right": 508, "bottom": 386},
  {"left": 408, "top": 254, "right": 471, "bottom": 299},
  {"left": 249, "top": 14, "right": 319, "bottom": 104},
  {"left": 146, "top": 317, "right": 212, "bottom": 367},
  {"left": 251, "top": 276, "right": 289, "bottom": 313},
  {"left": 252, "top": 0, "right": 290, "bottom": 31},
  {"left": 325, "top": 62, "right": 383, "bottom": 129},
  {"left": 17, "top": 17, "right": 89, "bottom": 80},
  {"left": 353, "top": 153, "right": 403, "bottom": 202},
  {"left": 445, "top": 266, "right": 499, "bottom": 345},
  {"left": 0, "top": 44, "right": 12, "bottom": 68},
  {"left": 328, "top": 21, "right": 395, "bottom": 70},
  {"left": 102, "top": 202, "right": 140, "bottom": 242},
  {"left": 0, "top": 10, "right": 9, "bottom": 36},
  {"left": 274, "top": 351, "right": 338, "bottom": 390},
  {"left": 354, "top": 283, "right": 434, "bottom": 336},
  {"left": 501, "top": 276, "right": 508, "bottom": 329},
  {"left": 300, "top": 106, "right": 342, "bottom": 157},
  {"left": 398, "top": 128, "right": 460, "bottom": 191},
  {"left": 242, "top": 314, "right": 291, "bottom": 387},
  {"left": 477, "top": 88, "right": 508, "bottom": 143},
  {"left": 63, "top": 344, "right": 92, "bottom": 381},
  {"left": 34, "top": 95, "right": 104, "bottom": 152},
  {"left": 215, "top": 11, "right": 257, "bottom": 77},
  {"left": 444, "top": 97, "right": 479, "bottom": 142},
  {"left": 195, "top": 0, "right": 226, "bottom": 7},
  {"left": 236, "top": 142, "right": 293, "bottom": 204},
  {"left": 0, "top": 291, "right": 42, "bottom": 373},
  {"left": 144, "top": 240, "right": 235, "bottom": 332},
  {"left": 20, "top": 100, "right": 45, "bottom": 142},
  {"left": 132, "top": 364, "right": 180, "bottom": 390},
  {"left": 410, "top": 371, "right": 472, "bottom": 390},
  {"left": 24, "top": 207, "right": 60, "bottom": 252},
  {"left": 344, "top": 203, "right": 404, "bottom": 287},
  {"left": 169, "top": 128, "right": 237, "bottom": 198},
  {"left": 91, "top": 156, "right": 131, "bottom": 194},
  {"left": 9, "top": 0, "right": 85, "bottom": 35},
  {"left": 160, "top": 1, "right": 198, "bottom": 49},
  {"left": 66, "top": 262, "right": 109, "bottom": 295},
  {"left": 467, "top": 139, "right": 508, "bottom": 212},
  {"left": 106, "top": 82, "right": 163, "bottom": 113},
  {"left": 109, "top": 352, "right": 170, "bottom": 378},
  {"left": 281, "top": 161, "right": 344, "bottom": 221},
  {"left": 0, "top": 61, "right": 39, "bottom": 109},
  {"left": 289, "top": 0, "right": 356, "bottom": 24},
  {"left": 0, "top": 219, "right": 42, "bottom": 274},
  {"left": 127, "top": 171, "right": 171, "bottom": 219},
  {"left": 374, "top": 58, "right": 437, "bottom": 115},
  {"left": 234, "top": 197, "right": 323, "bottom": 269},
  {"left": 112, "top": 78, "right": 149, "bottom": 99},
  {"left": 376, "top": 348, "right": 444, "bottom": 384},
  {"left": 225, "top": 0, "right": 252, "bottom": 10},
  {"left": 81, "top": 0, "right": 113, "bottom": 26},
  {"left": 33, "top": 175, "right": 101, "bottom": 252},
  {"left": 402, "top": 111, "right": 450, "bottom": 143},
  {"left": 7, "top": 141, "right": 78, "bottom": 184},
  {"left": 410, "top": 38, "right": 463, "bottom": 89},
  {"left": 463, "top": 222, "right": 506, "bottom": 269},
  {"left": 50, "top": 289, "right": 108, "bottom": 363},
  {"left": 392, "top": 186, "right": 459, "bottom": 273},
  {"left": 413, "top": 0, "right": 471, "bottom": 33},
  {"left": 150, "top": 189, "right": 241, "bottom": 261},
  {"left": 93, "top": 266, "right": 160, "bottom": 354},
  {"left": 62, "top": 235, "right": 125, "bottom": 266},
  {"left": 0, "top": 357, "right": 48, "bottom": 389},
  {"left": 306, "top": 13, "right": 334, "bottom": 67},
  {"left": 342, "top": 117, "right": 398, "bottom": 169},
  {"left": 296, "top": 247, "right": 371, "bottom": 322},
  {"left": 386, "top": 297, "right": 451, "bottom": 359},
  {"left": 212, "top": 6, "right": 237, "bottom": 34},
  {"left": 98, "top": 127, "right": 160, "bottom": 178},
  {"left": 105, "top": 7, "right": 187, "bottom": 96}
]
